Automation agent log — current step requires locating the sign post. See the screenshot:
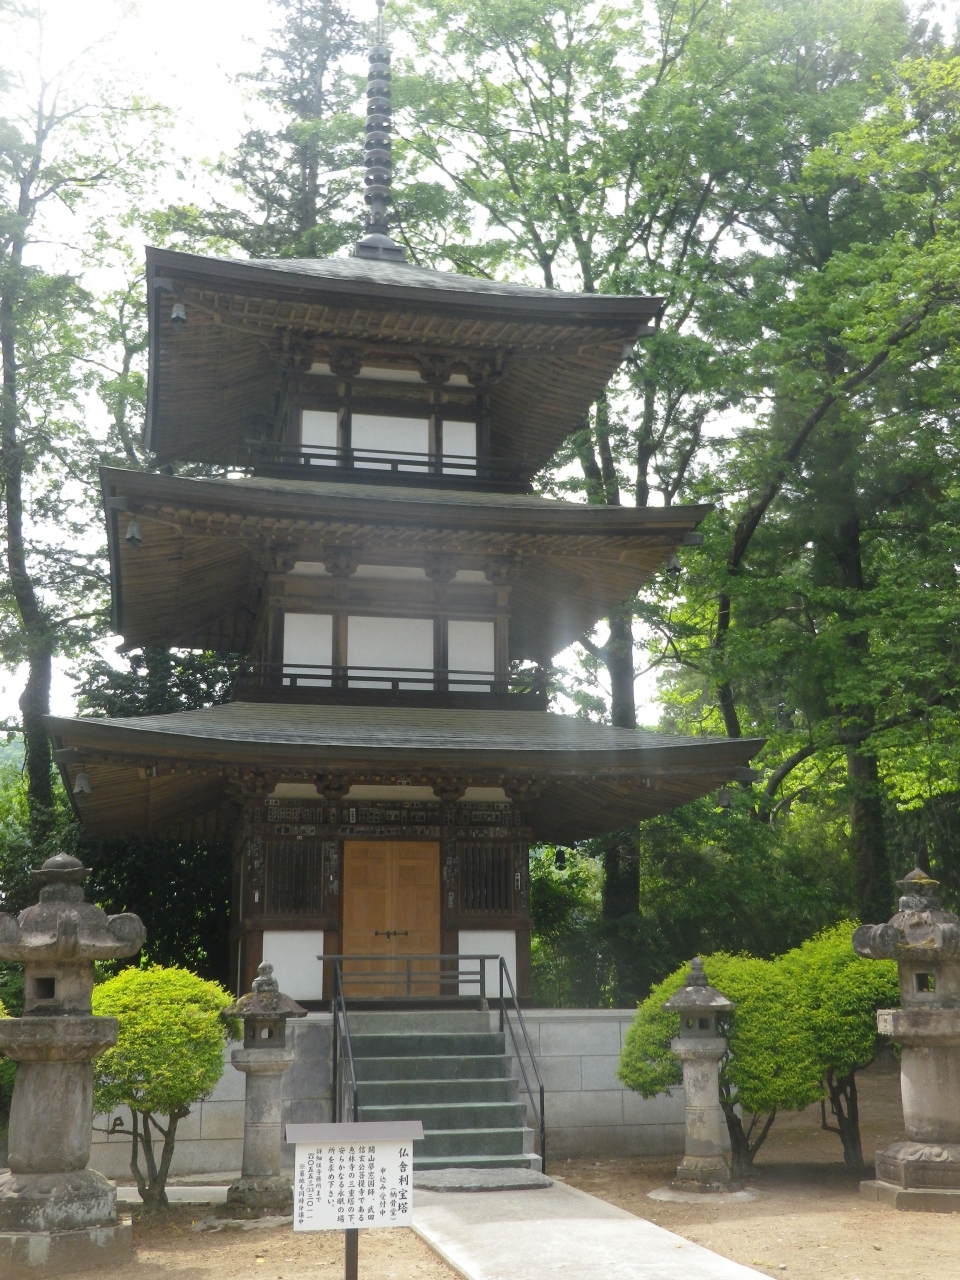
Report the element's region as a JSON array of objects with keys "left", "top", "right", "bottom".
[{"left": 286, "top": 1121, "right": 424, "bottom": 1280}]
